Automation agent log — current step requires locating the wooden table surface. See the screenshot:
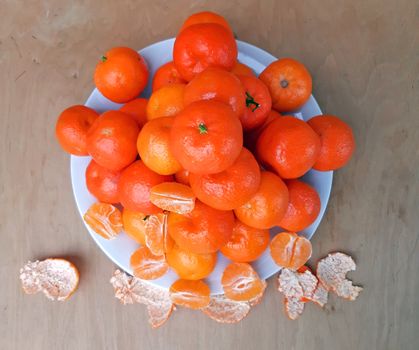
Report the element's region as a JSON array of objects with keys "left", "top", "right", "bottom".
[{"left": 1, "top": 1, "right": 418, "bottom": 349}]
